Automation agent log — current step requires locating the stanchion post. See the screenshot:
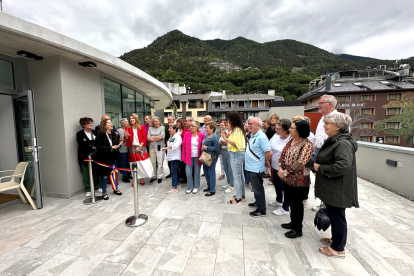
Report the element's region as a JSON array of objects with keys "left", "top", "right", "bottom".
[
  {"left": 125, "top": 163, "right": 148, "bottom": 227},
  {"left": 84, "top": 152, "right": 102, "bottom": 205}
]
